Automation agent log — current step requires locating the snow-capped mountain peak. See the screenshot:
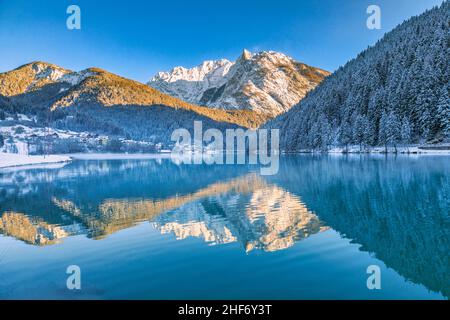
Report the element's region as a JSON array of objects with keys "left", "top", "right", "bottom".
[
  {"left": 152, "top": 59, "right": 233, "bottom": 84},
  {"left": 150, "top": 59, "right": 234, "bottom": 103},
  {"left": 148, "top": 49, "right": 329, "bottom": 116}
]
